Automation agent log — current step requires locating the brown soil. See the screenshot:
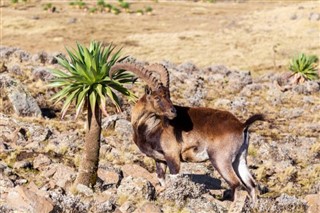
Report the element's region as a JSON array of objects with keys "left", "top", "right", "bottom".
[{"left": 2, "top": 0, "right": 320, "bottom": 76}]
